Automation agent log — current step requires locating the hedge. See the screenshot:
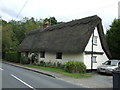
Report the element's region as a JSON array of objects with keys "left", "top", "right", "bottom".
[
  {"left": 5, "top": 52, "right": 20, "bottom": 63},
  {"left": 64, "top": 61, "right": 86, "bottom": 73},
  {"left": 20, "top": 55, "right": 29, "bottom": 64}
]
